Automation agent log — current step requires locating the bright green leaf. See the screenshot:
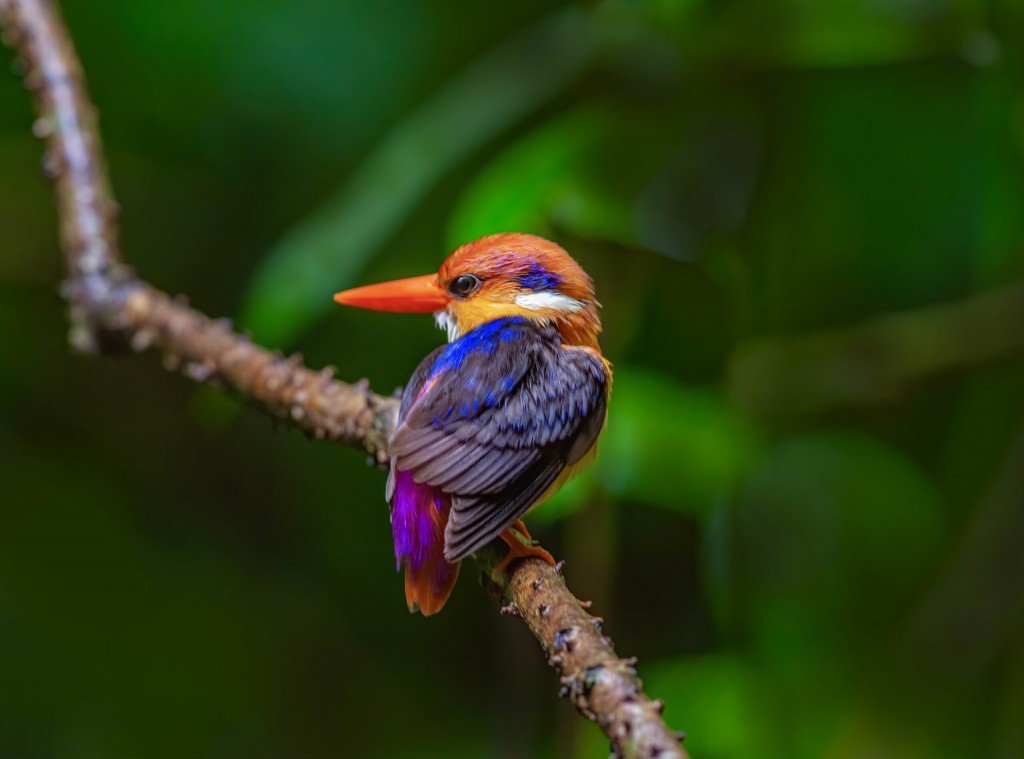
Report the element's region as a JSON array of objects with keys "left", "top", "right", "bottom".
[{"left": 596, "top": 368, "right": 760, "bottom": 518}]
